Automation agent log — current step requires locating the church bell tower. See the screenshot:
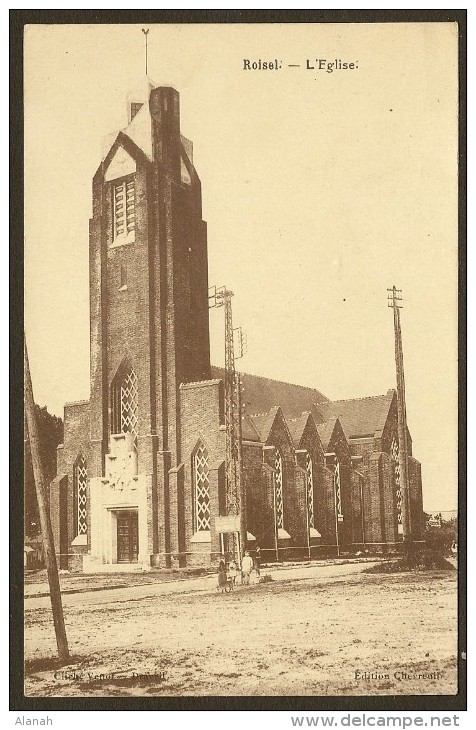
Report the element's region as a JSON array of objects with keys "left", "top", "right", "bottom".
[{"left": 85, "top": 79, "right": 211, "bottom": 568}]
